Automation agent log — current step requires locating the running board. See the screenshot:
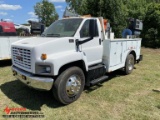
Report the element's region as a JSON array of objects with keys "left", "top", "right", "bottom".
[{"left": 90, "top": 76, "right": 109, "bottom": 86}]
